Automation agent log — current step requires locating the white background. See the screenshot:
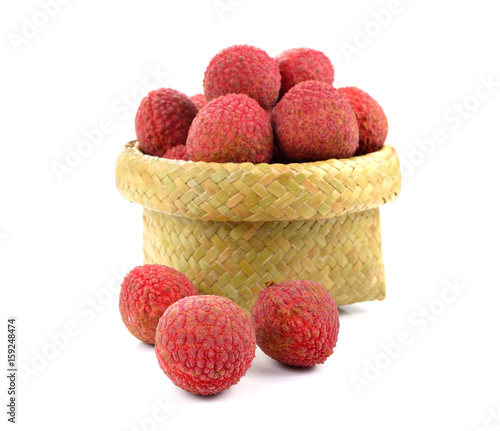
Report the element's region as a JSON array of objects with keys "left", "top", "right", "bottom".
[{"left": 2, "top": 1, "right": 500, "bottom": 430}]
